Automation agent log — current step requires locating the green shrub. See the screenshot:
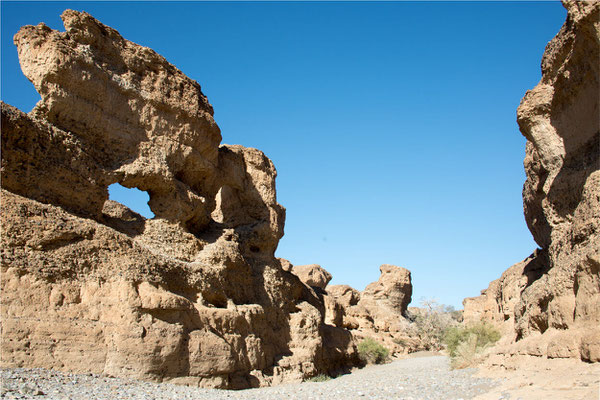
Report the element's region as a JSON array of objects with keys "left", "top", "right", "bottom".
[
  {"left": 357, "top": 338, "right": 390, "bottom": 364},
  {"left": 443, "top": 321, "right": 501, "bottom": 368},
  {"left": 305, "top": 374, "right": 331, "bottom": 382}
]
